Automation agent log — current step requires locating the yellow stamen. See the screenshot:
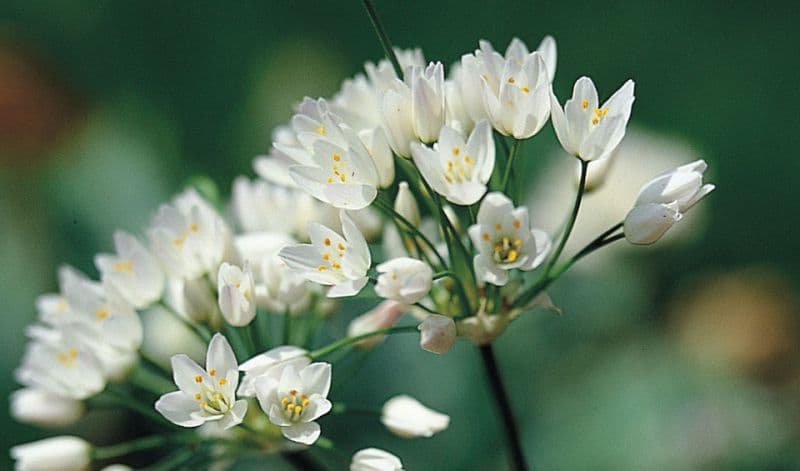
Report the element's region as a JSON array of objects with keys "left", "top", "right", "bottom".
[
  {"left": 218, "top": 378, "right": 227, "bottom": 385},
  {"left": 332, "top": 153, "right": 341, "bottom": 162},
  {"left": 581, "top": 99, "right": 589, "bottom": 109},
  {"left": 194, "top": 375, "right": 203, "bottom": 383},
  {"left": 113, "top": 260, "right": 133, "bottom": 273},
  {"left": 452, "top": 146, "right": 460, "bottom": 156},
  {"left": 96, "top": 308, "right": 109, "bottom": 320},
  {"left": 208, "top": 368, "right": 216, "bottom": 376},
  {"left": 324, "top": 238, "right": 331, "bottom": 246}
]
